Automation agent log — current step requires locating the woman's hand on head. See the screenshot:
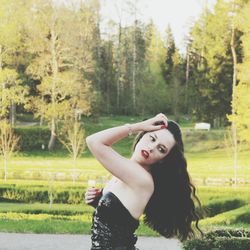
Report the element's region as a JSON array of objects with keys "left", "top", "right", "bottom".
[{"left": 139, "top": 113, "right": 168, "bottom": 132}]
